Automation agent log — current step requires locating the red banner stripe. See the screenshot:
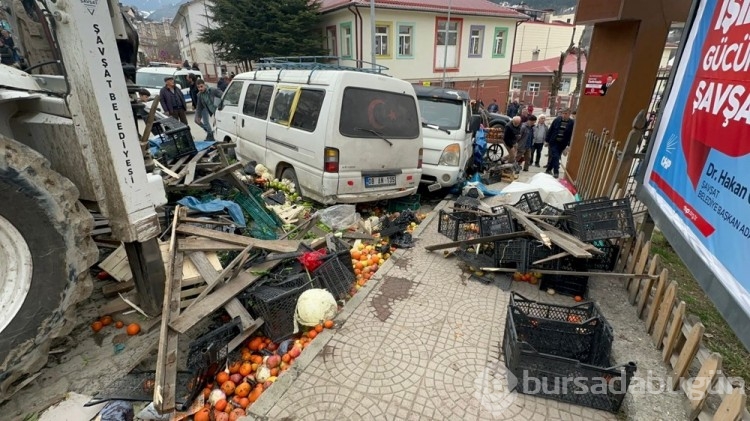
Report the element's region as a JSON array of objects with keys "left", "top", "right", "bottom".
[{"left": 650, "top": 171, "right": 716, "bottom": 237}]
